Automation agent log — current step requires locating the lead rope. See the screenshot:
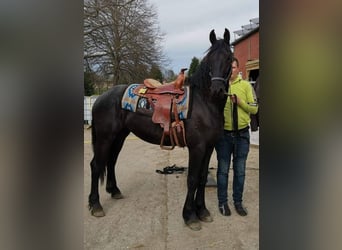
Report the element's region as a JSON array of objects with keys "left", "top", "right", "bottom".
[
  {"left": 232, "top": 94, "right": 239, "bottom": 136},
  {"left": 231, "top": 93, "right": 239, "bottom": 159}
]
